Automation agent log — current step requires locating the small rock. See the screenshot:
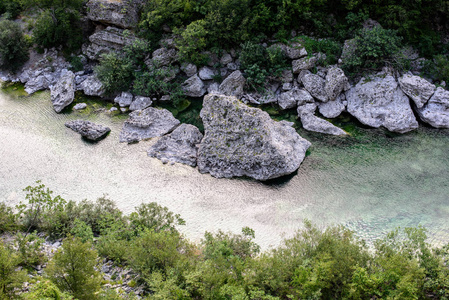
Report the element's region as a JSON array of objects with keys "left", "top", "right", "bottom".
[
  {"left": 318, "top": 93, "right": 346, "bottom": 118},
  {"left": 74, "top": 103, "right": 87, "bottom": 110},
  {"left": 398, "top": 73, "right": 436, "bottom": 108},
  {"left": 114, "top": 92, "right": 133, "bottom": 107},
  {"left": 218, "top": 70, "right": 246, "bottom": 98},
  {"left": 302, "top": 73, "right": 328, "bottom": 102},
  {"left": 415, "top": 87, "right": 449, "bottom": 128},
  {"left": 182, "top": 75, "right": 206, "bottom": 98},
  {"left": 199, "top": 66, "right": 216, "bottom": 80},
  {"left": 292, "top": 56, "right": 317, "bottom": 73},
  {"left": 180, "top": 63, "right": 197, "bottom": 77},
  {"left": 325, "top": 67, "right": 348, "bottom": 101},
  {"left": 220, "top": 52, "right": 233, "bottom": 65}
]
